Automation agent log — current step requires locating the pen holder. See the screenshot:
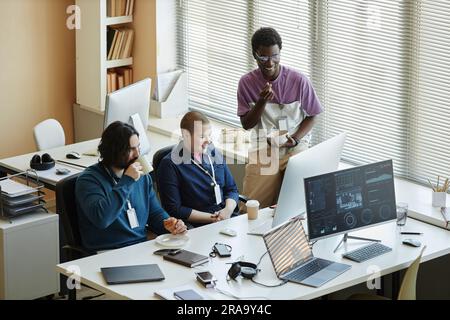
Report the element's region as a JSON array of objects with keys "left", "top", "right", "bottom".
[{"left": 432, "top": 191, "right": 446, "bottom": 208}]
